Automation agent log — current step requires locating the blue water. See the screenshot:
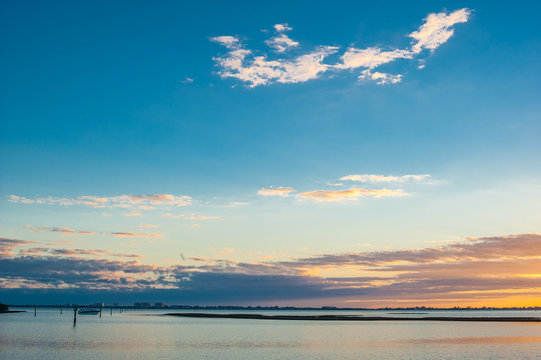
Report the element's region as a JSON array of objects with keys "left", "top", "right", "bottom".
[{"left": 1, "top": 308, "right": 540, "bottom": 359}]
